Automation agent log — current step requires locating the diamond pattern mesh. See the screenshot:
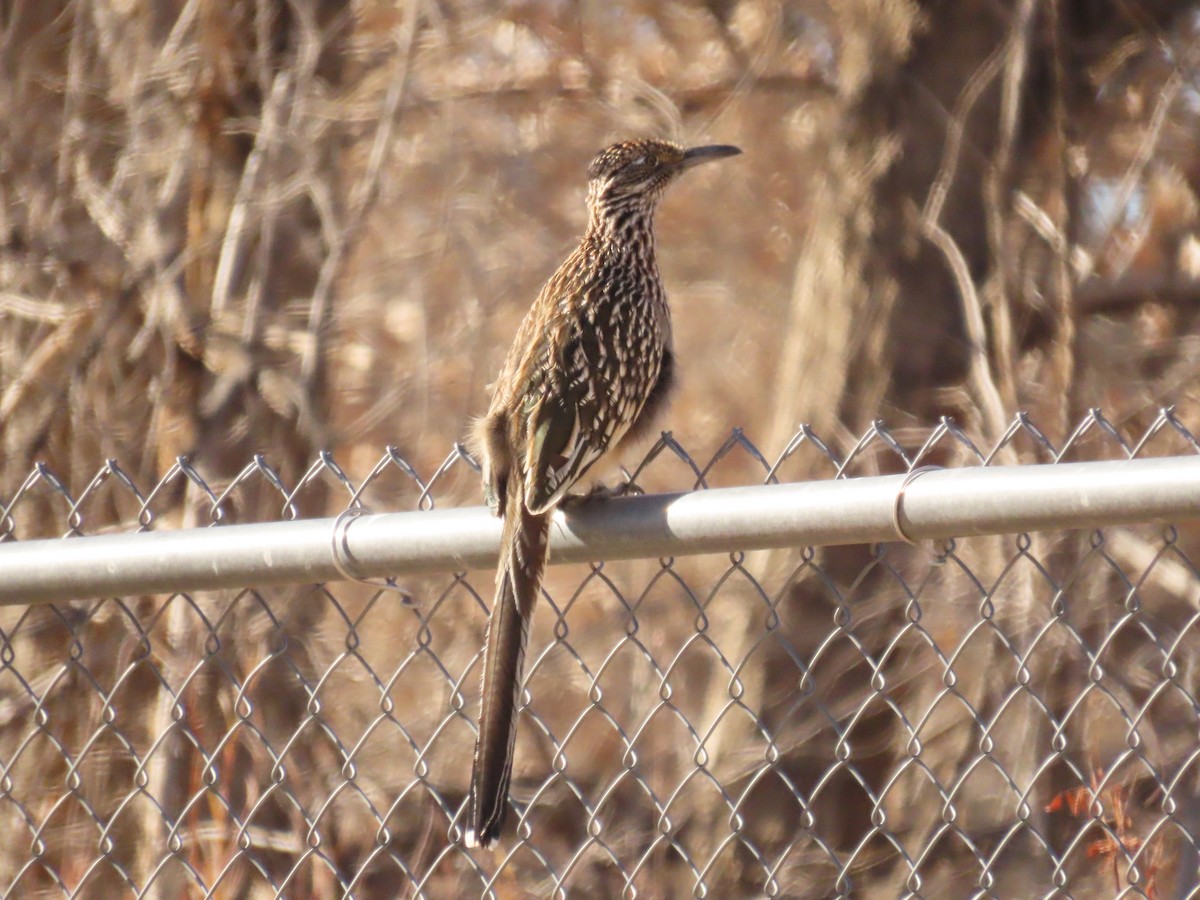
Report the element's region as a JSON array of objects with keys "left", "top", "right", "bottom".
[{"left": 1, "top": 410, "right": 1198, "bottom": 897}]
